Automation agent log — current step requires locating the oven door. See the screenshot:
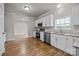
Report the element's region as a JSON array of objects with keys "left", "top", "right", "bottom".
[{"left": 36, "top": 32, "right": 40, "bottom": 39}]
